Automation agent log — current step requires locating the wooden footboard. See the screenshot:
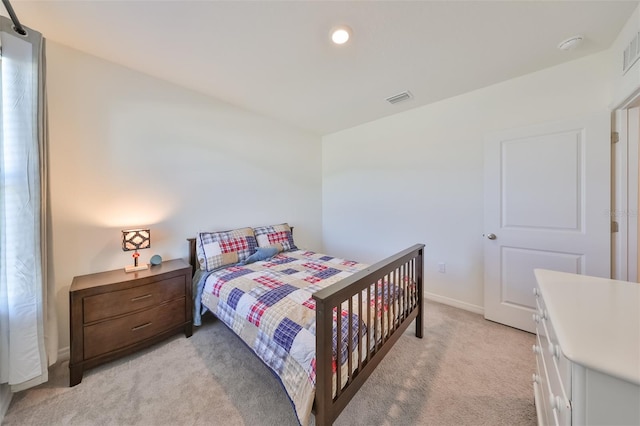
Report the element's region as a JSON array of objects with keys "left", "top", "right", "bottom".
[{"left": 313, "top": 244, "right": 424, "bottom": 425}]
